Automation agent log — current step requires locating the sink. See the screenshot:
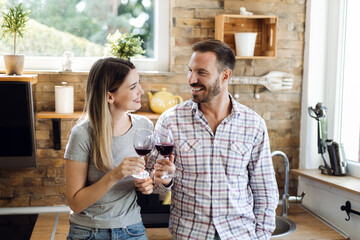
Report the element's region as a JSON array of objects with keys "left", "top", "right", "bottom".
[{"left": 271, "top": 215, "right": 296, "bottom": 238}]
